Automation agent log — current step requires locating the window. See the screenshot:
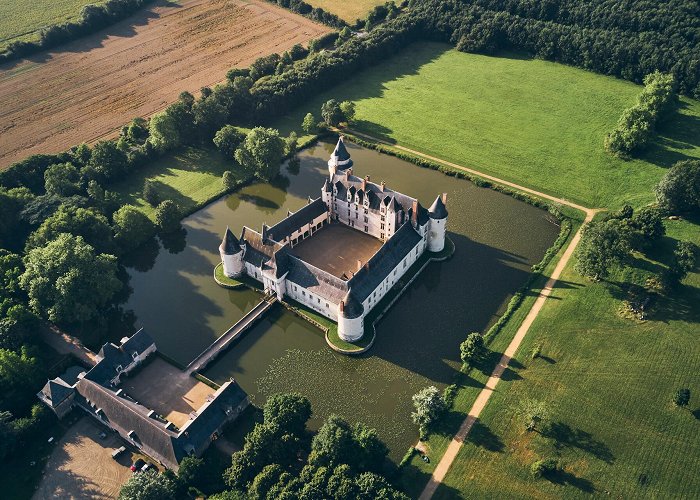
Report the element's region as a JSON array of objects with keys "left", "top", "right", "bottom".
[
  {"left": 356, "top": 212, "right": 358, "bottom": 219},
  {"left": 381, "top": 215, "right": 385, "bottom": 222},
  {"left": 348, "top": 210, "right": 350, "bottom": 216},
  {"left": 380, "top": 233, "right": 384, "bottom": 239},
  {"left": 326, "top": 303, "right": 329, "bottom": 308},
  {"left": 318, "top": 298, "right": 321, "bottom": 304},
  {"left": 302, "top": 291, "right": 306, "bottom": 297},
  {"left": 381, "top": 223, "right": 385, "bottom": 230},
  {"left": 364, "top": 216, "right": 368, "bottom": 223},
  {"left": 364, "top": 225, "right": 368, "bottom": 232},
  {"left": 364, "top": 208, "right": 368, "bottom": 214},
  {"left": 403, "top": 260, "right": 407, "bottom": 269},
  {"left": 294, "top": 285, "right": 297, "bottom": 291}
]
